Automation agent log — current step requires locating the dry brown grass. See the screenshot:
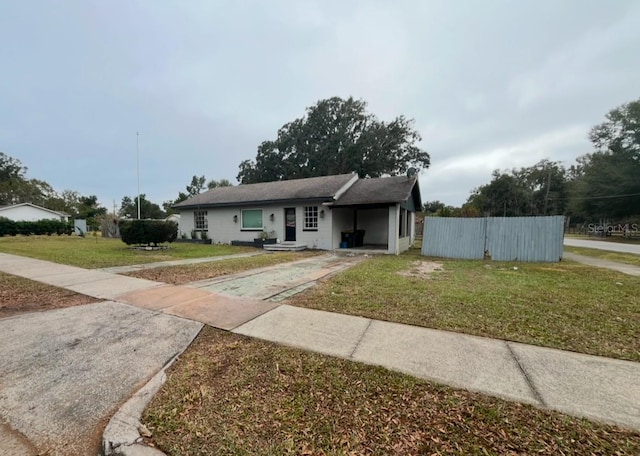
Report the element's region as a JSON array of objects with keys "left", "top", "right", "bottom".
[
  {"left": 143, "top": 327, "right": 640, "bottom": 455},
  {"left": 0, "top": 272, "right": 98, "bottom": 318}
]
